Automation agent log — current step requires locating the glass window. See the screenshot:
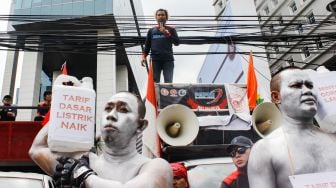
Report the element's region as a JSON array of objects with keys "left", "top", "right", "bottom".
[
  {"left": 302, "top": 47, "right": 310, "bottom": 58},
  {"left": 33, "top": 0, "right": 42, "bottom": 2},
  {"left": 22, "top": 0, "right": 32, "bottom": 9},
  {"left": 83, "top": 0, "right": 94, "bottom": 15},
  {"left": 52, "top": 0, "right": 62, "bottom": 5},
  {"left": 51, "top": 4, "right": 62, "bottom": 15},
  {"left": 290, "top": 2, "right": 297, "bottom": 13},
  {"left": 41, "top": 5, "right": 51, "bottom": 14},
  {"left": 106, "top": 0, "right": 112, "bottom": 14},
  {"left": 307, "top": 12, "right": 315, "bottom": 24},
  {"left": 264, "top": 6, "right": 269, "bottom": 15},
  {"left": 42, "top": 0, "right": 52, "bottom": 6},
  {"left": 15, "top": 0, "right": 23, "bottom": 9},
  {"left": 297, "top": 23, "right": 303, "bottom": 34},
  {"left": 316, "top": 38, "right": 323, "bottom": 48},
  {"left": 95, "top": 0, "right": 106, "bottom": 15},
  {"left": 73, "top": 1, "right": 84, "bottom": 15},
  {"left": 31, "top": 7, "right": 41, "bottom": 15},
  {"left": 62, "top": 3, "right": 73, "bottom": 15}
]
